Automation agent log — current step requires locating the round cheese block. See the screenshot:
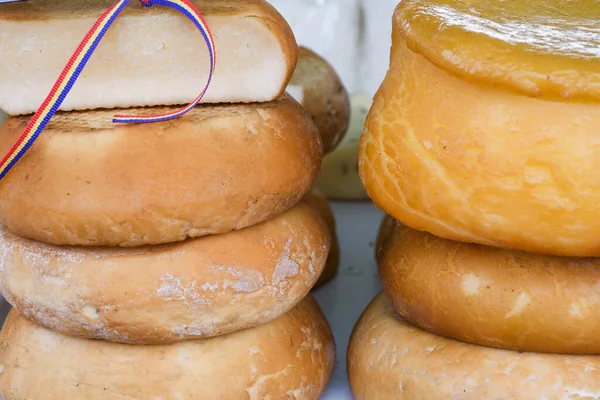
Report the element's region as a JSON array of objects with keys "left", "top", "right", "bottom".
[
  {"left": 303, "top": 188, "right": 339, "bottom": 287},
  {"left": 0, "top": 94, "right": 322, "bottom": 246},
  {"left": 0, "top": 201, "right": 330, "bottom": 344},
  {"left": 380, "top": 224, "right": 600, "bottom": 354},
  {"left": 288, "top": 47, "right": 350, "bottom": 154},
  {"left": 375, "top": 214, "right": 395, "bottom": 262},
  {"left": 0, "top": 0, "right": 299, "bottom": 114},
  {"left": 0, "top": 295, "right": 335, "bottom": 400},
  {"left": 314, "top": 93, "right": 370, "bottom": 200},
  {"left": 359, "top": 0, "right": 600, "bottom": 256},
  {"left": 348, "top": 293, "right": 600, "bottom": 400}
]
